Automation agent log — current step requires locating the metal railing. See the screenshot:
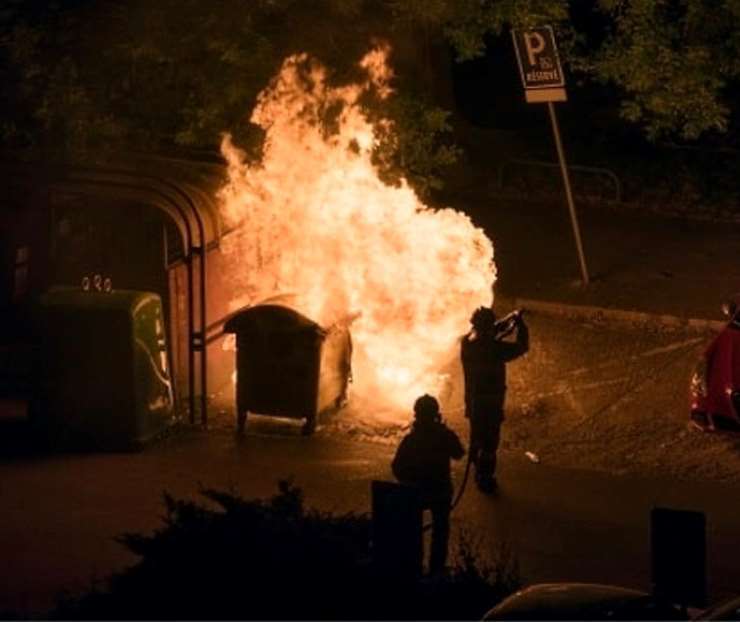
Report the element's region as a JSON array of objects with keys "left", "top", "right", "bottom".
[{"left": 497, "top": 158, "right": 622, "bottom": 203}]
